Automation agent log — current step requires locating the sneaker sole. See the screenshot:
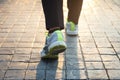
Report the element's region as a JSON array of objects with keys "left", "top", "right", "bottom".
[
  {"left": 41, "top": 41, "right": 67, "bottom": 59},
  {"left": 66, "top": 29, "right": 78, "bottom": 36},
  {"left": 49, "top": 41, "right": 67, "bottom": 55},
  {"left": 41, "top": 54, "right": 58, "bottom": 59}
]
